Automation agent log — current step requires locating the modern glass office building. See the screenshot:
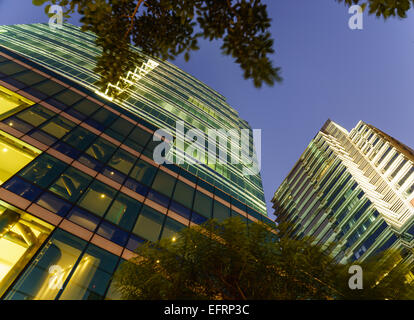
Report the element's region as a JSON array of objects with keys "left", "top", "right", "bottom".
[
  {"left": 0, "top": 23, "right": 272, "bottom": 300},
  {"left": 272, "top": 120, "right": 414, "bottom": 266}
]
